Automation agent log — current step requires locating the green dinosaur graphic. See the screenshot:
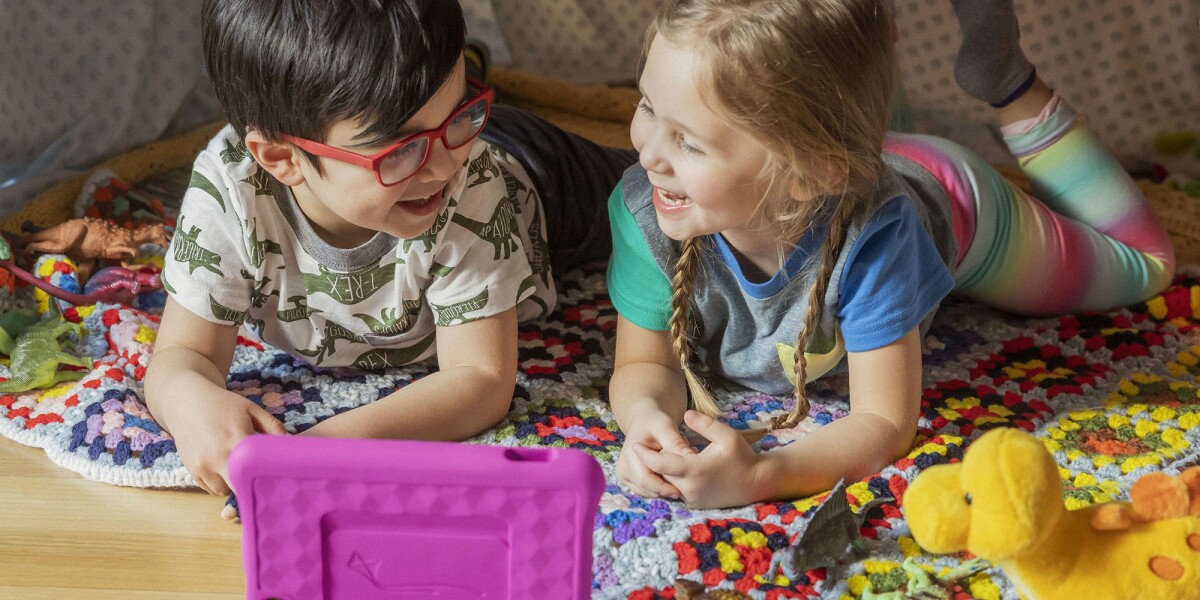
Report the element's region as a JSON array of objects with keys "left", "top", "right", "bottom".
[
  {"left": 402, "top": 197, "right": 458, "bottom": 253},
  {"left": 173, "top": 216, "right": 224, "bottom": 277},
  {"left": 516, "top": 273, "right": 549, "bottom": 314},
  {"left": 209, "top": 295, "right": 247, "bottom": 326},
  {"left": 220, "top": 139, "right": 251, "bottom": 164},
  {"left": 451, "top": 198, "right": 520, "bottom": 260},
  {"left": 490, "top": 146, "right": 513, "bottom": 165},
  {"left": 0, "top": 321, "right": 93, "bottom": 393},
  {"left": 189, "top": 170, "right": 226, "bottom": 212},
  {"left": 296, "top": 320, "right": 366, "bottom": 365},
  {"left": 354, "top": 291, "right": 424, "bottom": 336},
  {"left": 244, "top": 314, "right": 266, "bottom": 338},
  {"left": 241, "top": 169, "right": 274, "bottom": 197},
  {"left": 352, "top": 332, "right": 436, "bottom": 370},
  {"left": 524, "top": 192, "right": 551, "bottom": 285},
  {"left": 500, "top": 168, "right": 529, "bottom": 210},
  {"left": 244, "top": 219, "right": 284, "bottom": 268},
  {"left": 429, "top": 261, "right": 455, "bottom": 278},
  {"left": 302, "top": 261, "right": 398, "bottom": 305},
  {"left": 241, "top": 269, "right": 280, "bottom": 308},
  {"left": 465, "top": 150, "right": 502, "bottom": 188},
  {"left": 431, "top": 288, "right": 489, "bottom": 326},
  {"left": 160, "top": 268, "right": 176, "bottom": 295},
  {"left": 277, "top": 295, "right": 322, "bottom": 322}
]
